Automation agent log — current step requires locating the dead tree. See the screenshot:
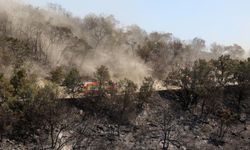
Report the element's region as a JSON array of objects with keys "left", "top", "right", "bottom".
[{"left": 158, "top": 109, "right": 181, "bottom": 150}]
